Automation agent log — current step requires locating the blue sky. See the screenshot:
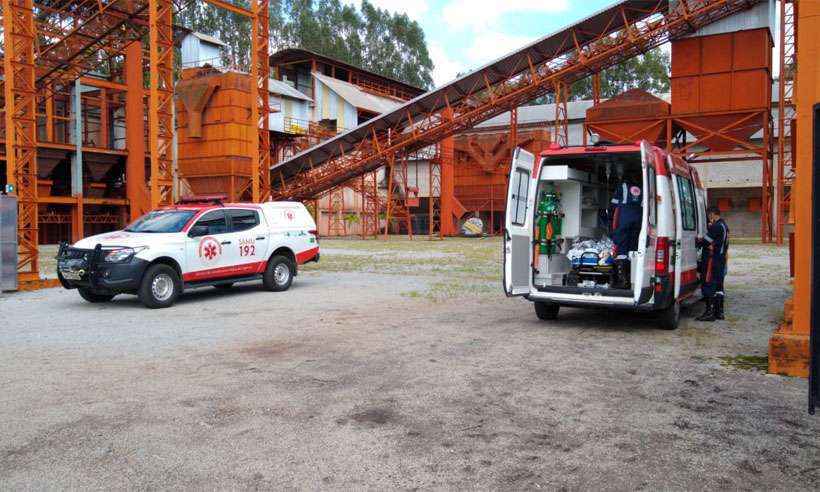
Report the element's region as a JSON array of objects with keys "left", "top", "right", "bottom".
[{"left": 348, "top": 0, "right": 622, "bottom": 86}]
